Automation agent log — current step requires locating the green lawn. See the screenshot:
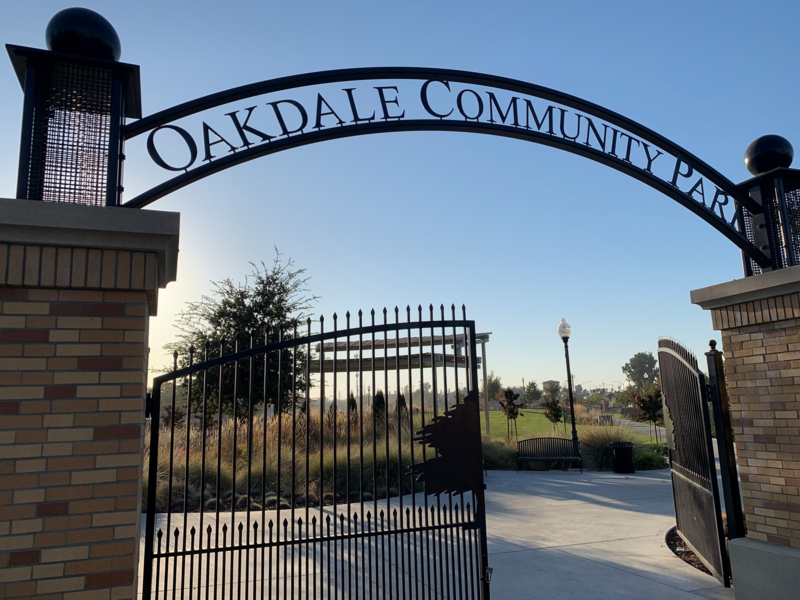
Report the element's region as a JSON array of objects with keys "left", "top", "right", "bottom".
[{"left": 480, "top": 409, "right": 657, "bottom": 445}]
